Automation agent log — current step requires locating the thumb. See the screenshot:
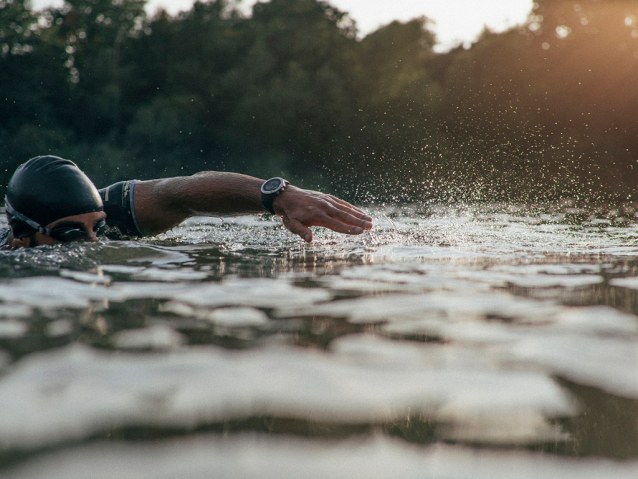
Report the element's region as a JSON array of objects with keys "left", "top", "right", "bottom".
[{"left": 282, "top": 216, "right": 313, "bottom": 242}]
